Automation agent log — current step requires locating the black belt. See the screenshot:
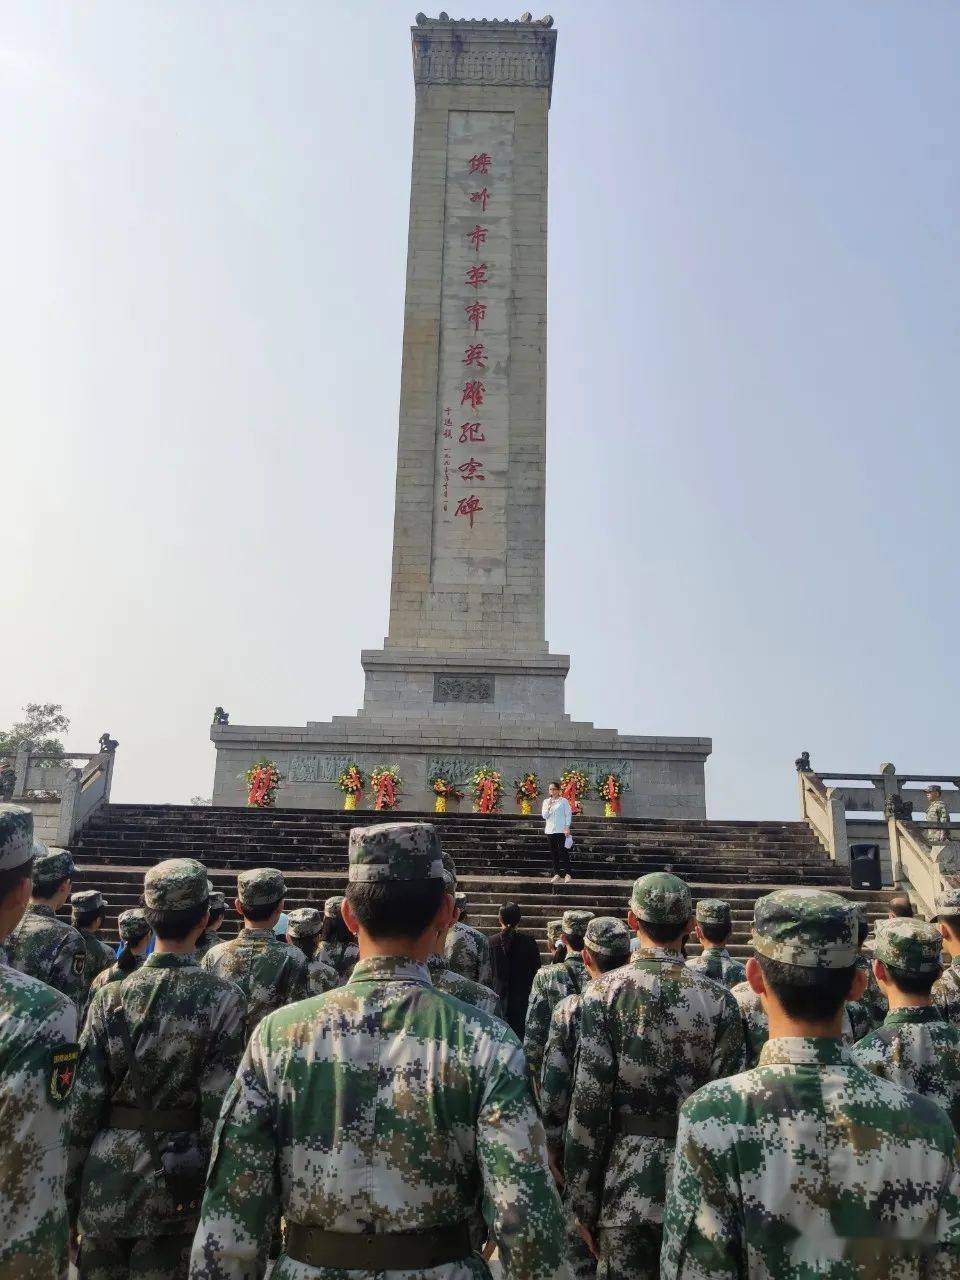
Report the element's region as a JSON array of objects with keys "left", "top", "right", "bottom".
[
  {"left": 285, "top": 1223, "right": 473, "bottom": 1271},
  {"left": 615, "top": 1113, "right": 679, "bottom": 1139},
  {"left": 107, "top": 1106, "right": 200, "bottom": 1132}
]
